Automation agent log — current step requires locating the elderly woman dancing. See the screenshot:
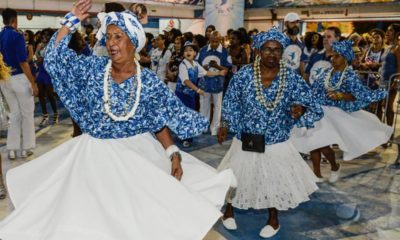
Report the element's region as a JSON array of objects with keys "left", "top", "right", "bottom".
[
  {"left": 217, "top": 27, "right": 323, "bottom": 238},
  {"left": 291, "top": 40, "right": 393, "bottom": 183},
  {"left": 0, "top": 1, "right": 236, "bottom": 239}
]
